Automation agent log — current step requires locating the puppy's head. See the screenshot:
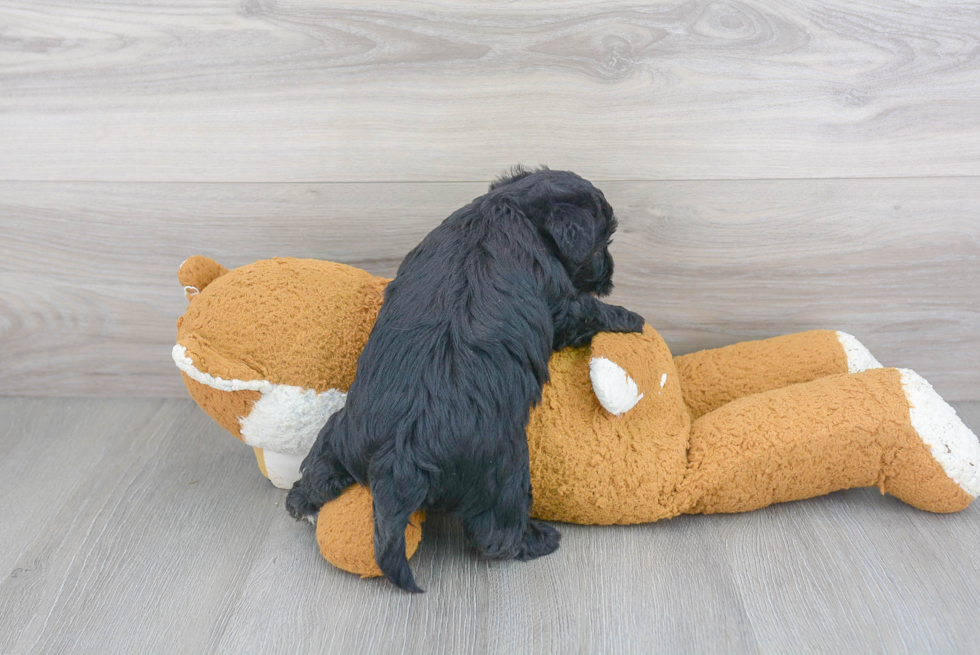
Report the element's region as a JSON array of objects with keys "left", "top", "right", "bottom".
[{"left": 491, "top": 167, "right": 617, "bottom": 297}]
